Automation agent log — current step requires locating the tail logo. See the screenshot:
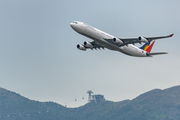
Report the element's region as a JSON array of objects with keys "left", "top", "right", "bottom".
[
  {"left": 144, "top": 45, "right": 150, "bottom": 51},
  {"left": 140, "top": 40, "right": 155, "bottom": 53}
]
